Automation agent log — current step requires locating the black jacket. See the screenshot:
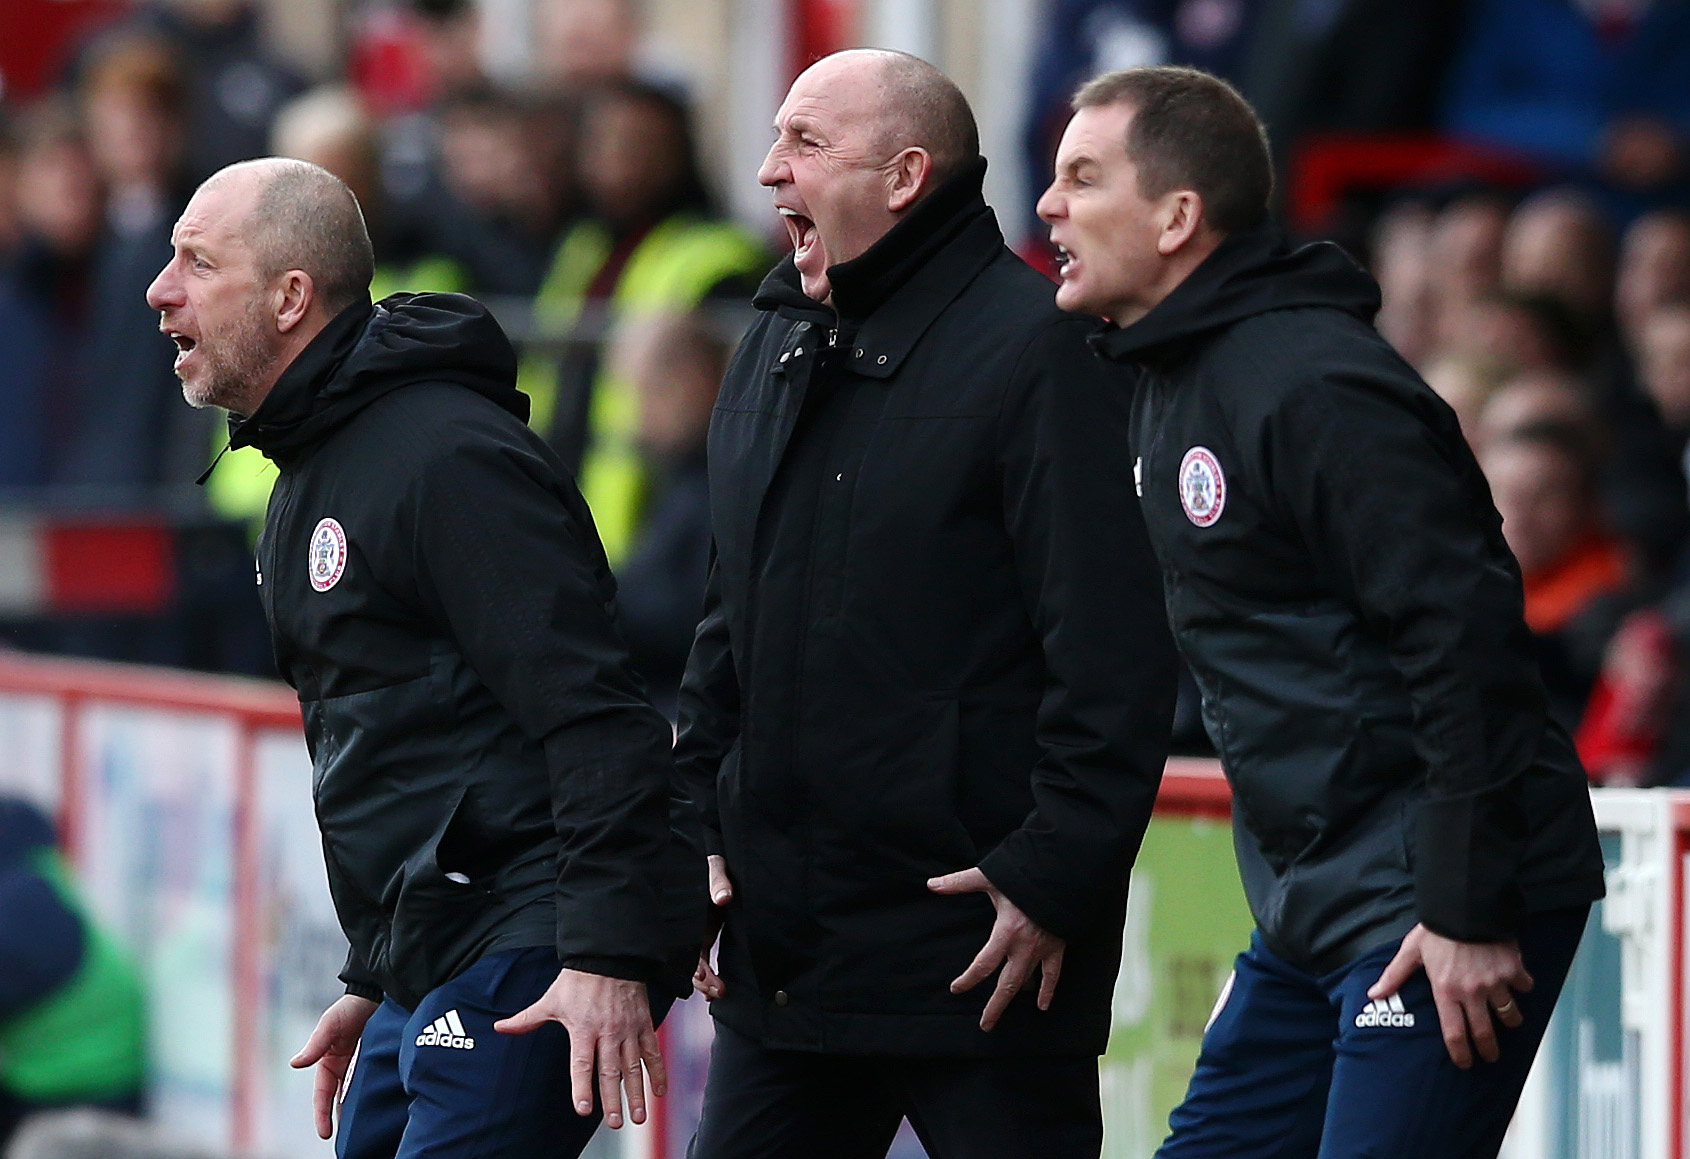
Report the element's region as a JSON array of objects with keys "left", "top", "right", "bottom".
[
  {"left": 1092, "top": 229, "right": 1605, "bottom": 973},
  {"left": 237, "top": 293, "right": 705, "bottom": 1009},
  {"left": 674, "top": 166, "right": 1177, "bottom": 1056}
]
